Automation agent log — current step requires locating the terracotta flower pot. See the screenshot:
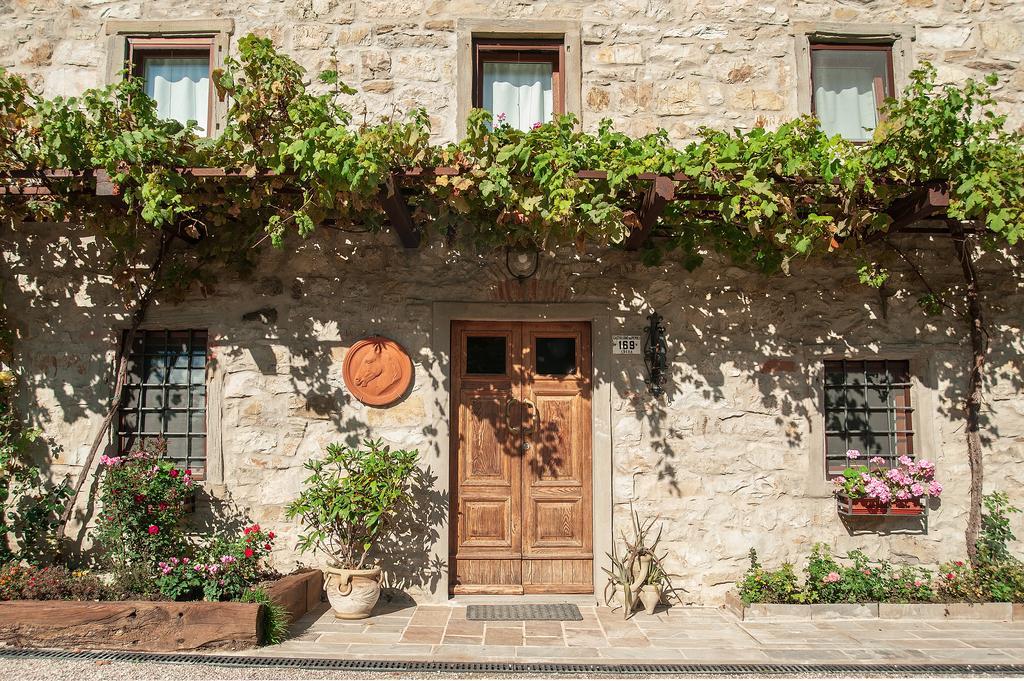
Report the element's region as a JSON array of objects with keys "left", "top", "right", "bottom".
[
  {"left": 323, "top": 565, "right": 381, "bottom": 619},
  {"left": 639, "top": 585, "right": 661, "bottom": 615}
]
